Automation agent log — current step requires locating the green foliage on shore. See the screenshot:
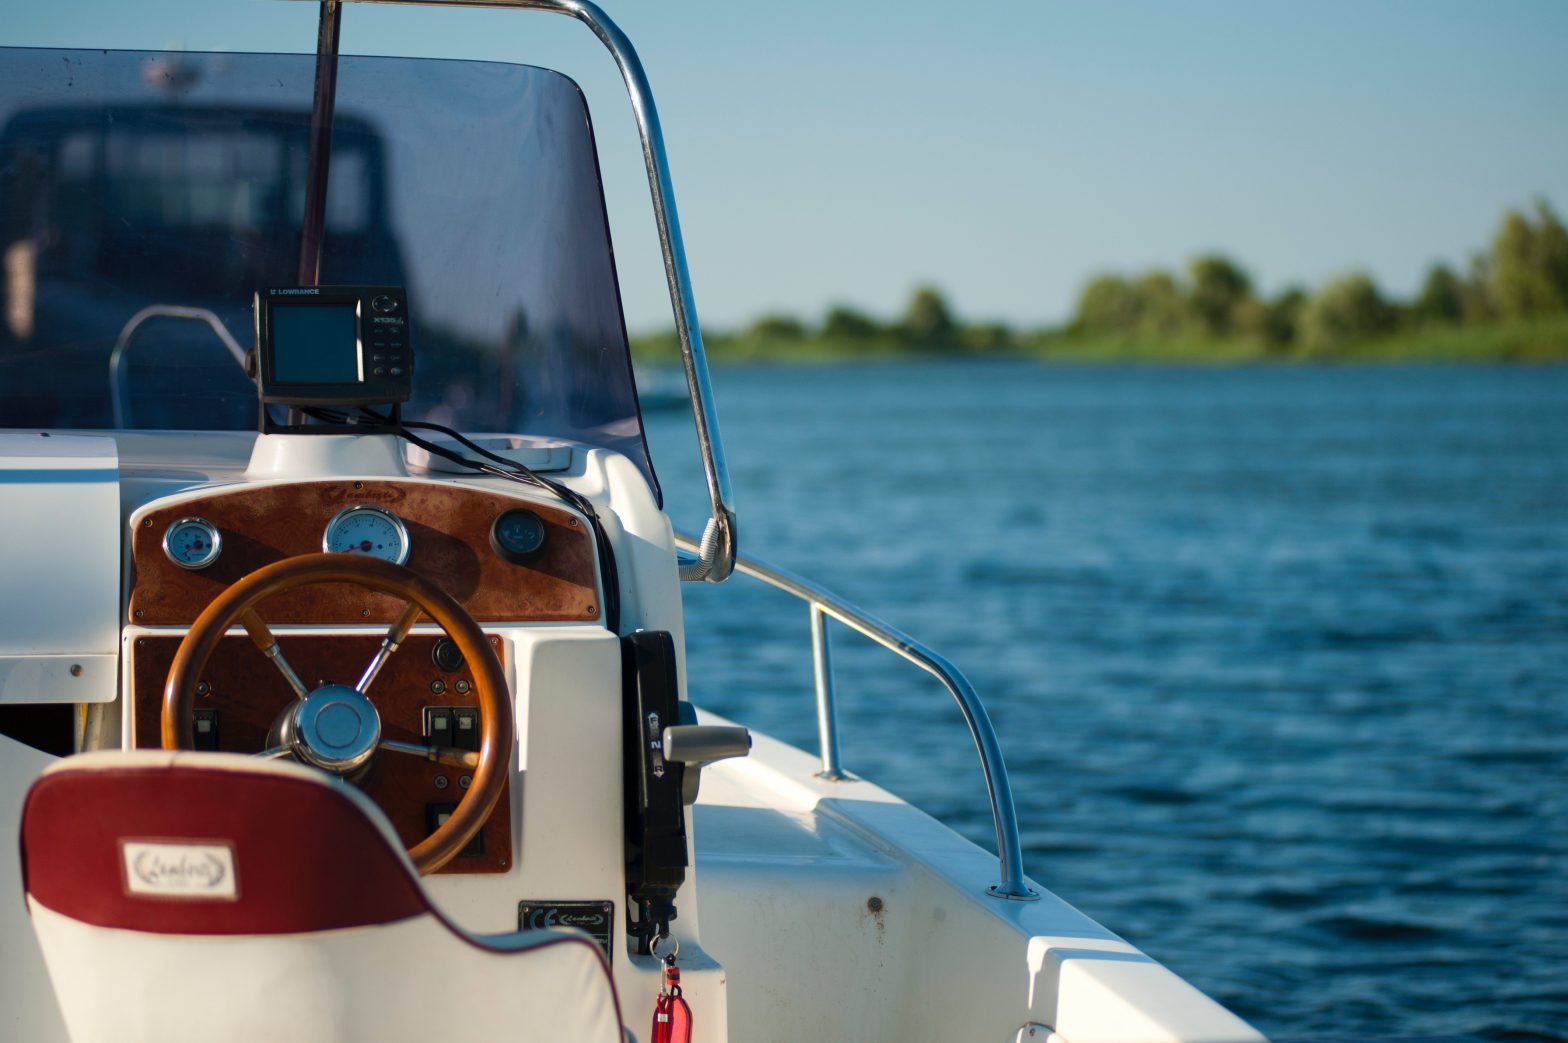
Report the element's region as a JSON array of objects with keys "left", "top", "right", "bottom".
[{"left": 631, "top": 200, "right": 1568, "bottom": 363}]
